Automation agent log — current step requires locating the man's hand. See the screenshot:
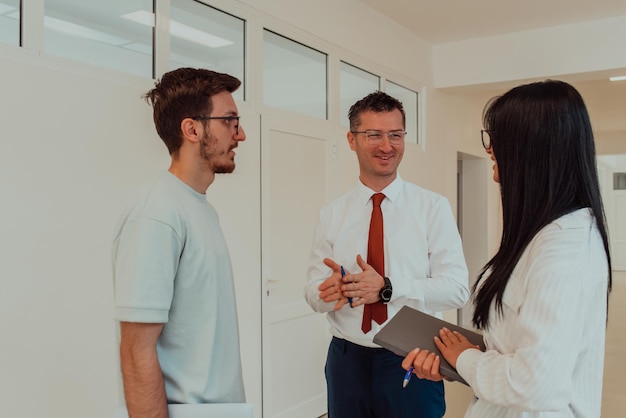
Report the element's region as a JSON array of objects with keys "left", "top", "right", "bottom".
[
  {"left": 339, "top": 255, "right": 384, "bottom": 307},
  {"left": 318, "top": 258, "right": 349, "bottom": 310}
]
